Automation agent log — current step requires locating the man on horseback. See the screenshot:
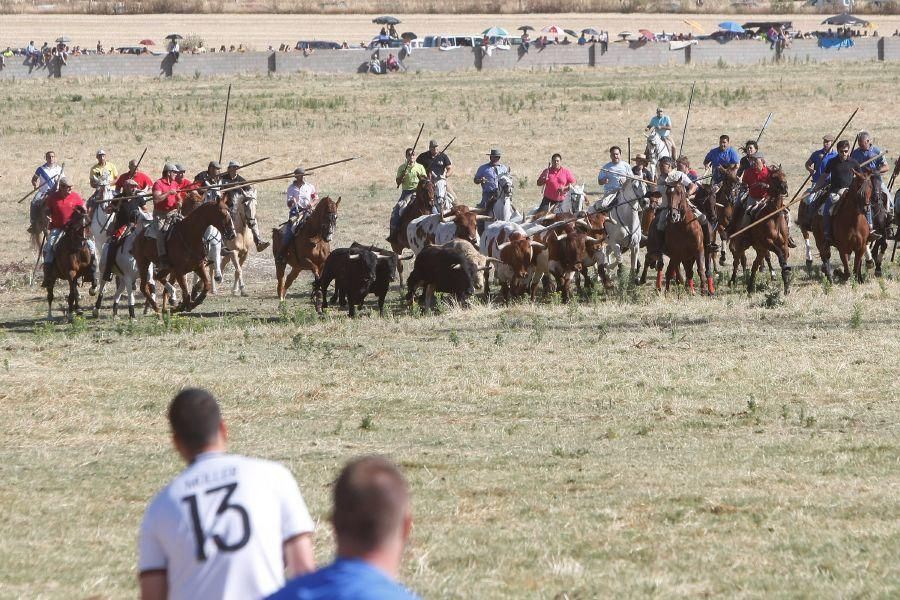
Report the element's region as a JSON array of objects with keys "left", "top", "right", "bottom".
[
  {"left": 276, "top": 168, "right": 318, "bottom": 264},
  {"left": 811, "top": 140, "right": 861, "bottom": 246},
  {"left": 738, "top": 153, "right": 796, "bottom": 248},
  {"left": 89, "top": 148, "right": 118, "bottom": 191},
  {"left": 474, "top": 148, "right": 510, "bottom": 211},
  {"left": 633, "top": 153, "right": 652, "bottom": 181},
  {"left": 29, "top": 150, "right": 62, "bottom": 234},
  {"left": 114, "top": 158, "right": 152, "bottom": 193},
  {"left": 703, "top": 135, "right": 739, "bottom": 184},
  {"left": 647, "top": 107, "right": 675, "bottom": 158},
  {"left": 388, "top": 148, "right": 427, "bottom": 244},
  {"left": 737, "top": 140, "right": 759, "bottom": 178},
  {"left": 150, "top": 163, "right": 183, "bottom": 269},
  {"left": 536, "top": 153, "right": 576, "bottom": 214},
  {"left": 101, "top": 178, "right": 150, "bottom": 283},
  {"left": 651, "top": 157, "right": 719, "bottom": 252},
  {"left": 221, "top": 160, "right": 269, "bottom": 252},
  {"left": 41, "top": 177, "right": 97, "bottom": 289},
  {"left": 598, "top": 146, "right": 632, "bottom": 196},
  {"left": 850, "top": 131, "right": 887, "bottom": 239},
  {"left": 416, "top": 139, "right": 453, "bottom": 213}
]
